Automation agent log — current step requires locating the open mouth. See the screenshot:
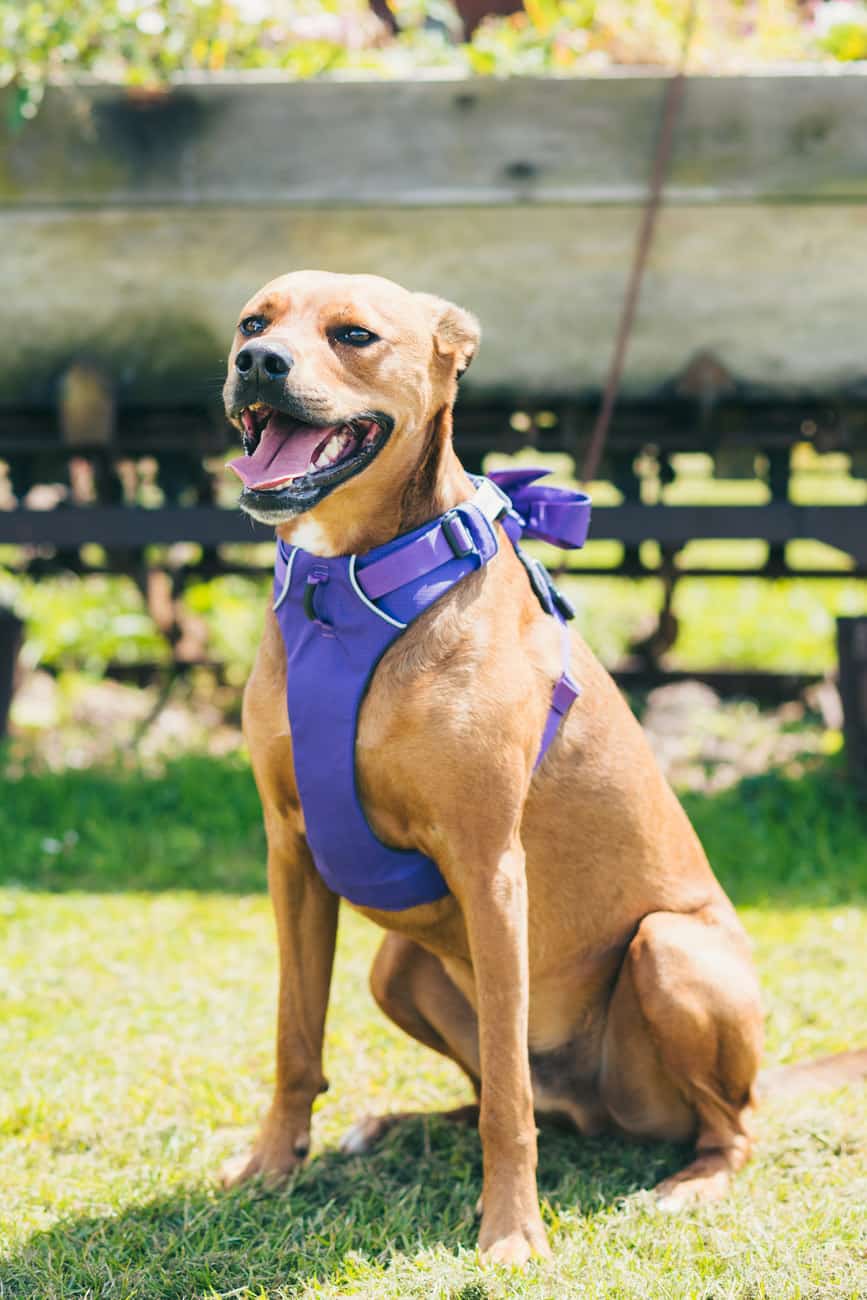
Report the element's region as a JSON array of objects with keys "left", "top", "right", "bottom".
[{"left": 226, "top": 403, "right": 392, "bottom": 514}]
